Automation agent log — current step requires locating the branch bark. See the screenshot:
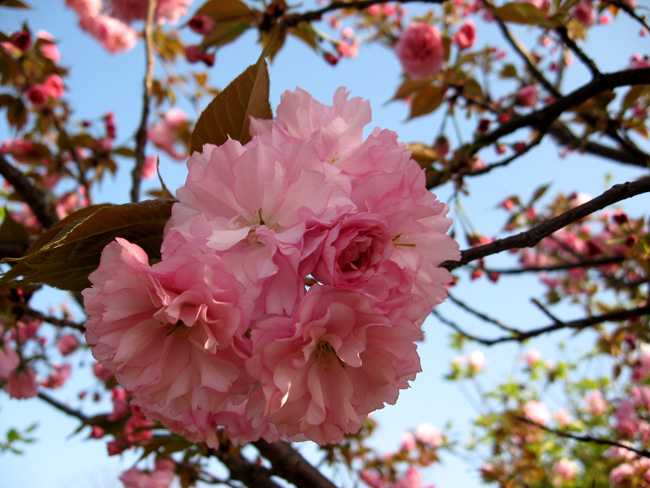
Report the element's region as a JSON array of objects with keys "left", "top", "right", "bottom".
[
  {"left": 442, "top": 176, "right": 650, "bottom": 270},
  {"left": 278, "top": 0, "right": 444, "bottom": 27},
  {"left": 516, "top": 416, "right": 650, "bottom": 459},
  {"left": 255, "top": 440, "right": 337, "bottom": 488},
  {"left": 0, "top": 153, "right": 58, "bottom": 228},
  {"left": 130, "top": 0, "right": 157, "bottom": 203},
  {"left": 466, "top": 67, "right": 650, "bottom": 156},
  {"left": 435, "top": 304, "right": 650, "bottom": 345}
]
